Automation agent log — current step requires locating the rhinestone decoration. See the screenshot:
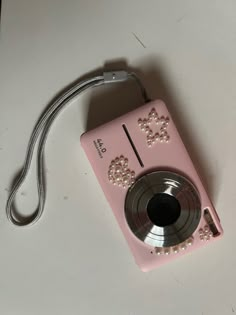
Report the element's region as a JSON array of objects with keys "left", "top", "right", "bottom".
[
  {"left": 164, "top": 248, "right": 170, "bottom": 255},
  {"left": 198, "top": 225, "right": 213, "bottom": 241},
  {"left": 173, "top": 246, "right": 180, "bottom": 254},
  {"left": 138, "top": 108, "right": 170, "bottom": 147},
  {"left": 155, "top": 248, "right": 162, "bottom": 255},
  {"left": 154, "top": 237, "right": 194, "bottom": 255},
  {"left": 108, "top": 155, "right": 135, "bottom": 188}
]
